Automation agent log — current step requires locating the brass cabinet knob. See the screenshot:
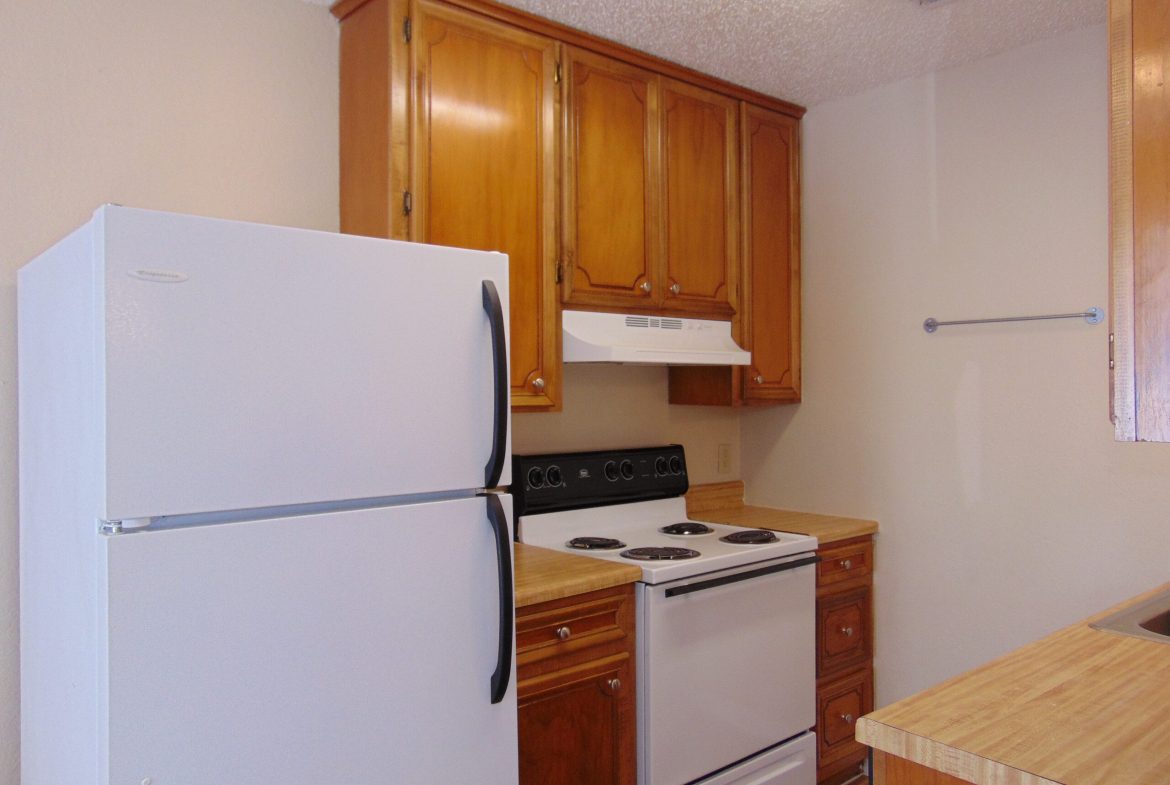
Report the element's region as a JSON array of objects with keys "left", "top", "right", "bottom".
[
  {"left": 532, "top": 377, "right": 545, "bottom": 392},
  {"left": 669, "top": 283, "right": 681, "bottom": 295},
  {"left": 840, "top": 558, "right": 853, "bottom": 569},
  {"left": 754, "top": 375, "right": 764, "bottom": 384},
  {"left": 607, "top": 678, "right": 622, "bottom": 692},
  {"left": 639, "top": 281, "right": 652, "bottom": 293},
  {"left": 841, "top": 713, "right": 854, "bottom": 724},
  {"left": 555, "top": 626, "right": 571, "bottom": 641},
  {"left": 840, "top": 626, "right": 854, "bottom": 637}
]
